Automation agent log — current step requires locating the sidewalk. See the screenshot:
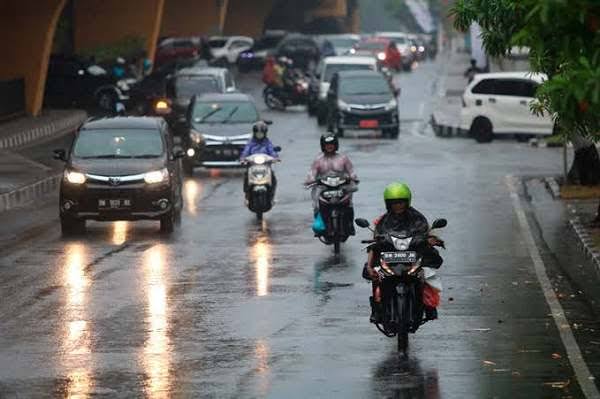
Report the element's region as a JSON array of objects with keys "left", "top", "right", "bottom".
[{"left": 0, "top": 109, "right": 86, "bottom": 212}]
